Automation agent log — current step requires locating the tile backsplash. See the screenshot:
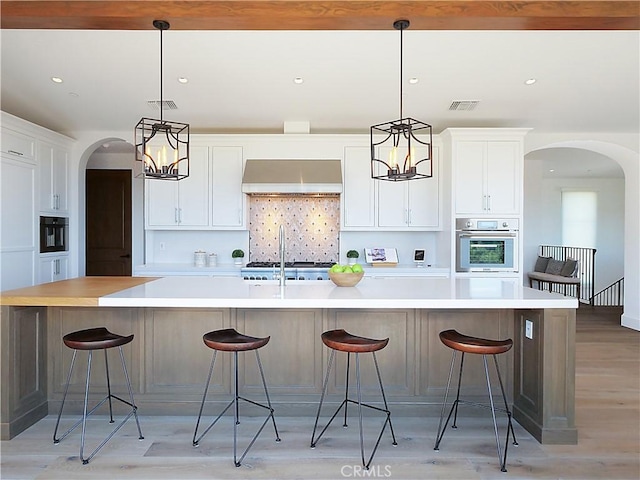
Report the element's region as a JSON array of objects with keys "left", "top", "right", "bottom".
[{"left": 249, "top": 196, "right": 340, "bottom": 262}]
